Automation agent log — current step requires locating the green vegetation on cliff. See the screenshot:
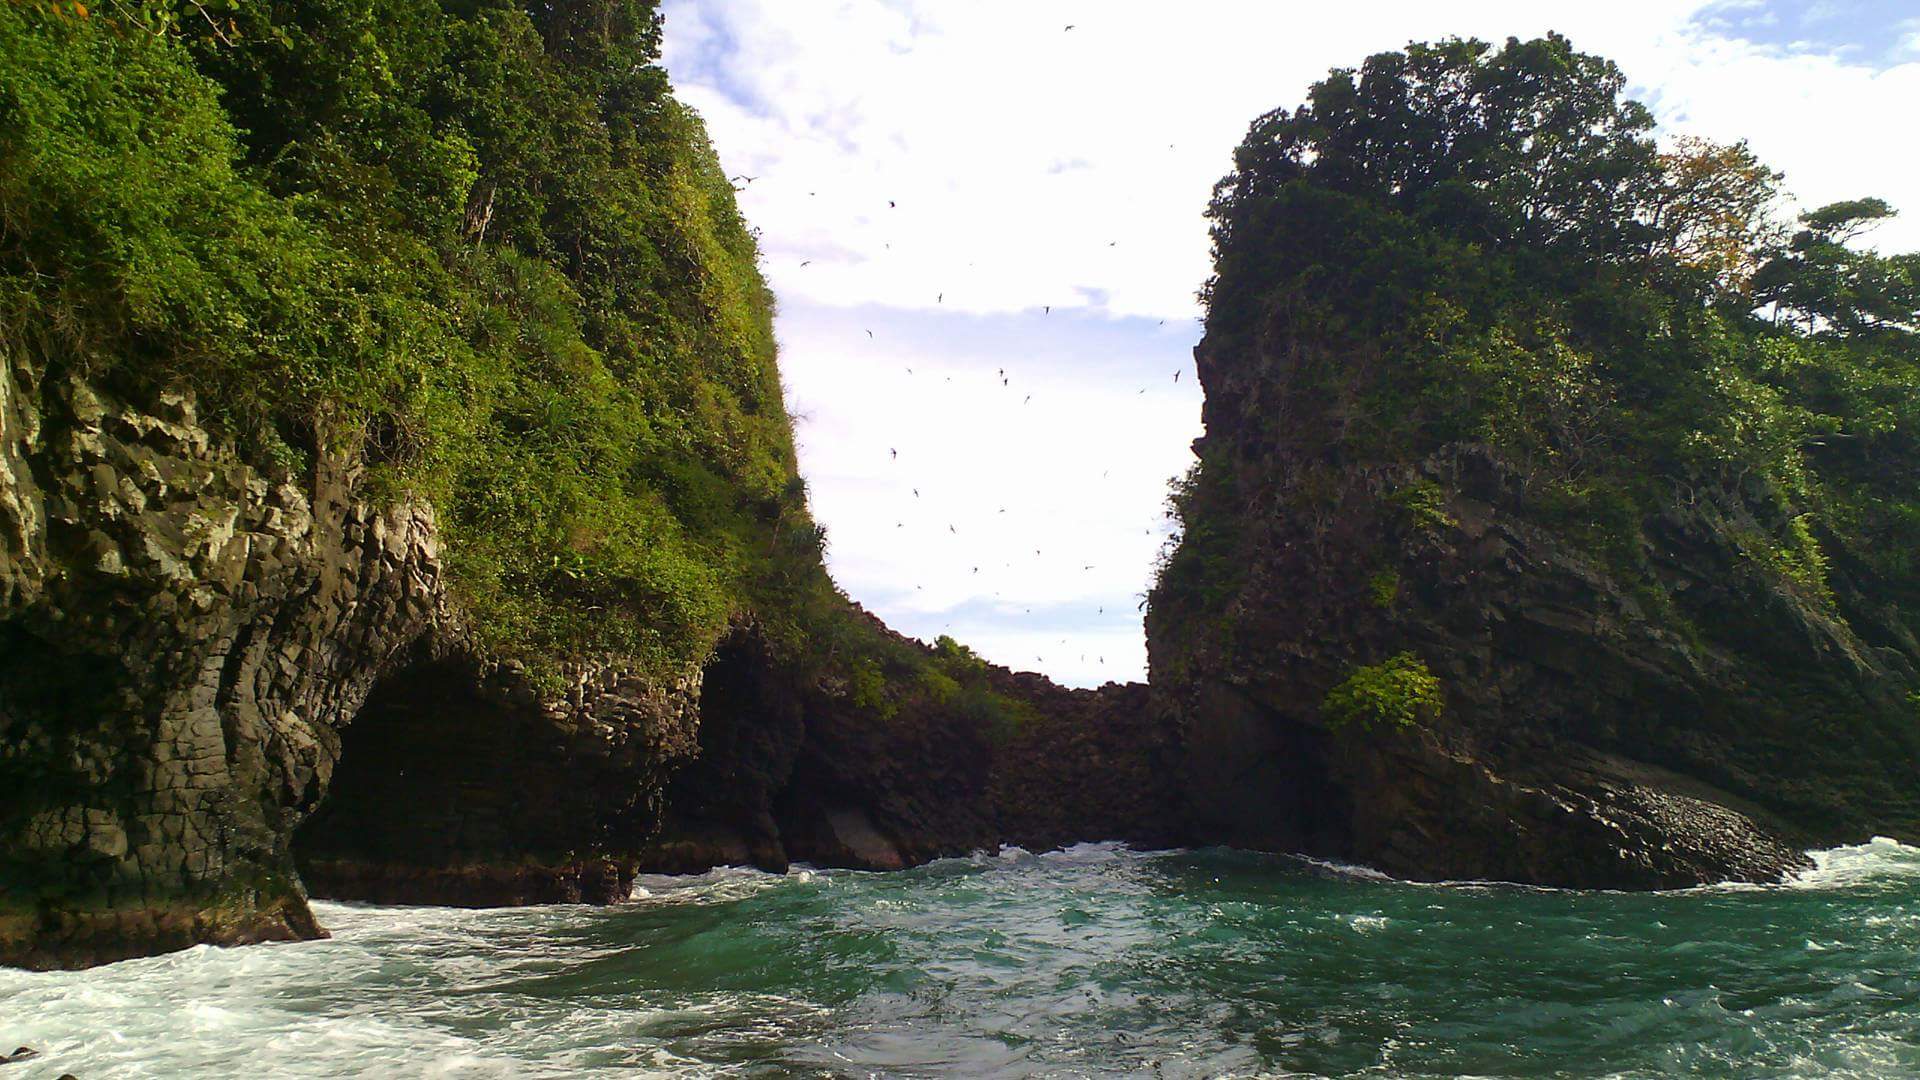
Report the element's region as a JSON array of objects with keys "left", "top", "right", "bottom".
[
  {"left": 0, "top": 0, "right": 840, "bottom": 679},
  {"left": 1156, "top": 33, "right": 1920, "bottom": 657}
]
